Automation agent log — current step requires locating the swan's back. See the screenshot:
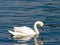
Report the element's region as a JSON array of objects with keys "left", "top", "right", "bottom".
[{"left": 14, "top": 26, "right": 36, "bottom": 35}]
